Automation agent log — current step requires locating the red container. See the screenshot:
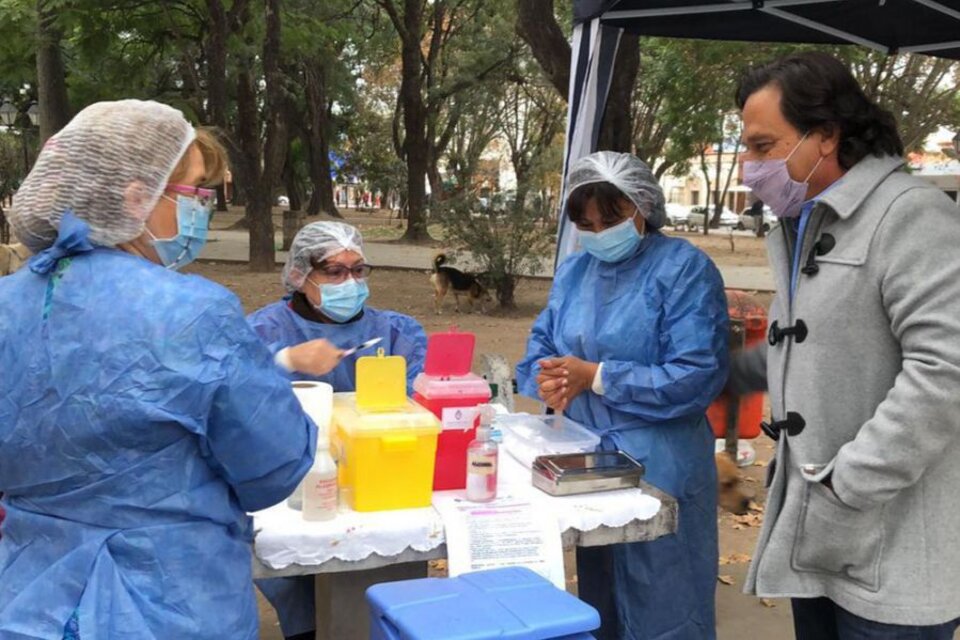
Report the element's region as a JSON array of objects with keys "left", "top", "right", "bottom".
[
  {"left": 708, "top": 290, "right": 768, "bottom": 440},
  {"left": 412, "top": 330, "right": 492, "bottom": 490}
]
